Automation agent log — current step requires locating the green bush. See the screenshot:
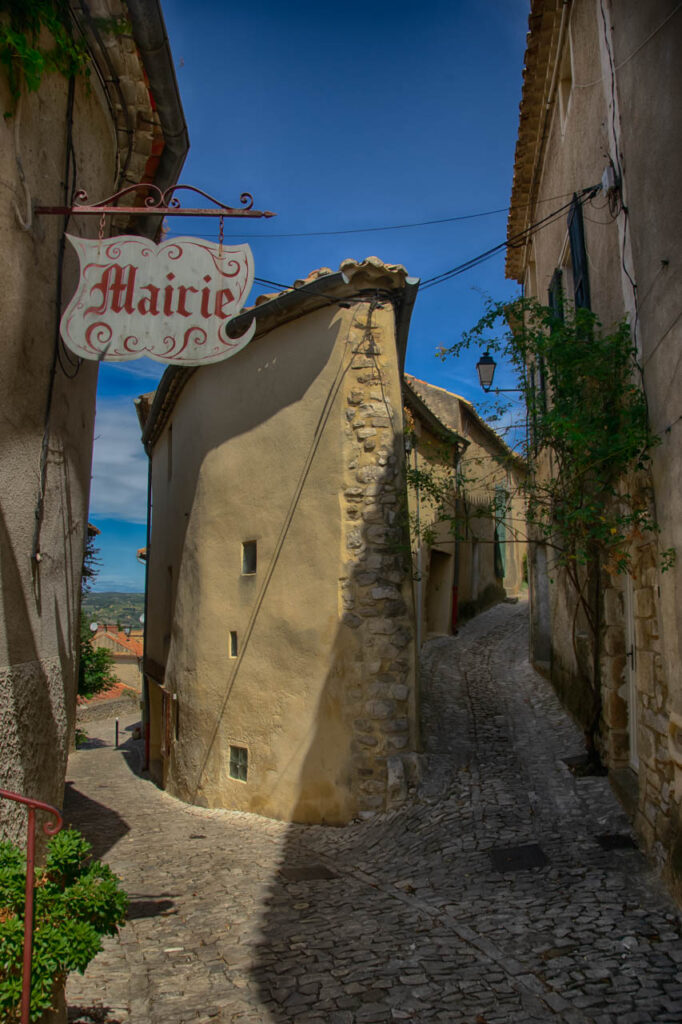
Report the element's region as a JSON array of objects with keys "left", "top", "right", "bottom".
[
  {"left": 78, "top": 615, "right": 117, "bottom": 699},
  {"left": 0, "top": 828, "right": 127, "bottom": 1022}
]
